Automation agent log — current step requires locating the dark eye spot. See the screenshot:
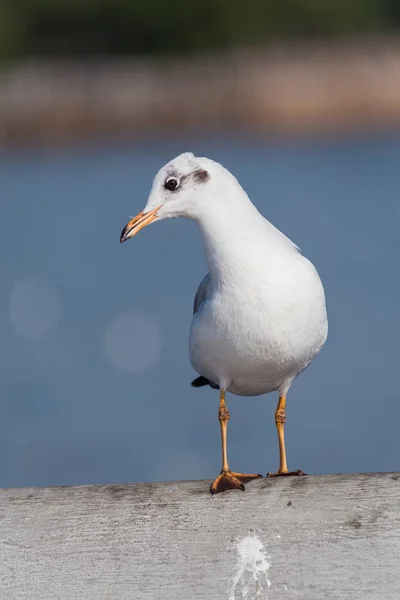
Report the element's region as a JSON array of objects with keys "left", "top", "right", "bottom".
[
  {"left": 193, "top": 169, "right": 209, "bottom": 183},
  {"left": 165, "top": 177, "right": 179, "bottom": 191}
]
